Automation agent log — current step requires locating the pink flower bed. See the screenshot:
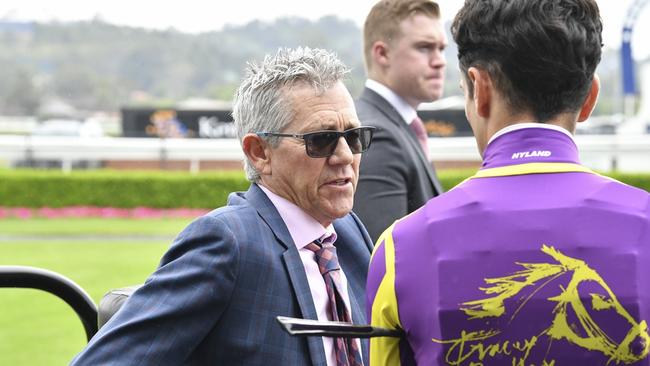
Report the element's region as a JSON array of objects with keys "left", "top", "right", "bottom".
[{"left": 0, "top": 206, "right": 211, "bottom": 219}]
